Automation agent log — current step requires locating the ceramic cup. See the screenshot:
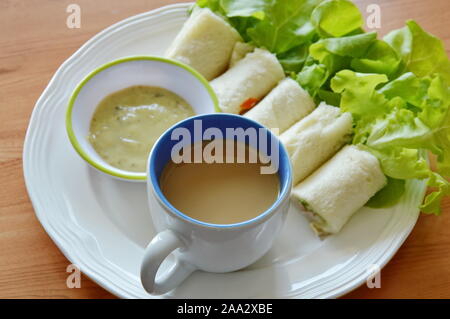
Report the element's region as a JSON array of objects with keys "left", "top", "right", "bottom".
[{"left": 141, "top": 113, "right": 292, "bottom": 295}]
